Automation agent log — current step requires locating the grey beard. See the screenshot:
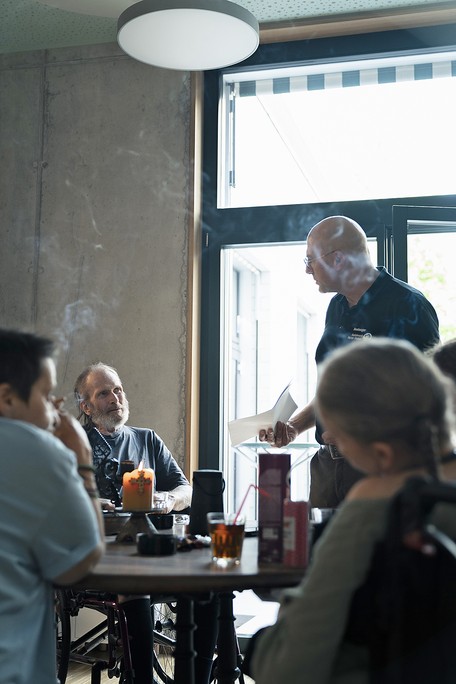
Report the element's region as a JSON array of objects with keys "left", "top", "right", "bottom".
[{"left": 91, "top": 400, "right": 130, "bottom": 433}]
